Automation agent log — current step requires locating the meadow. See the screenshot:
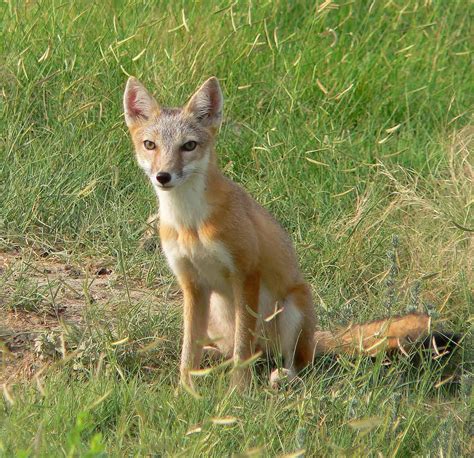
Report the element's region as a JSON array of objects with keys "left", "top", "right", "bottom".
[{"left": 1, "top": 0, "right": 472, "bottom": 456}]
